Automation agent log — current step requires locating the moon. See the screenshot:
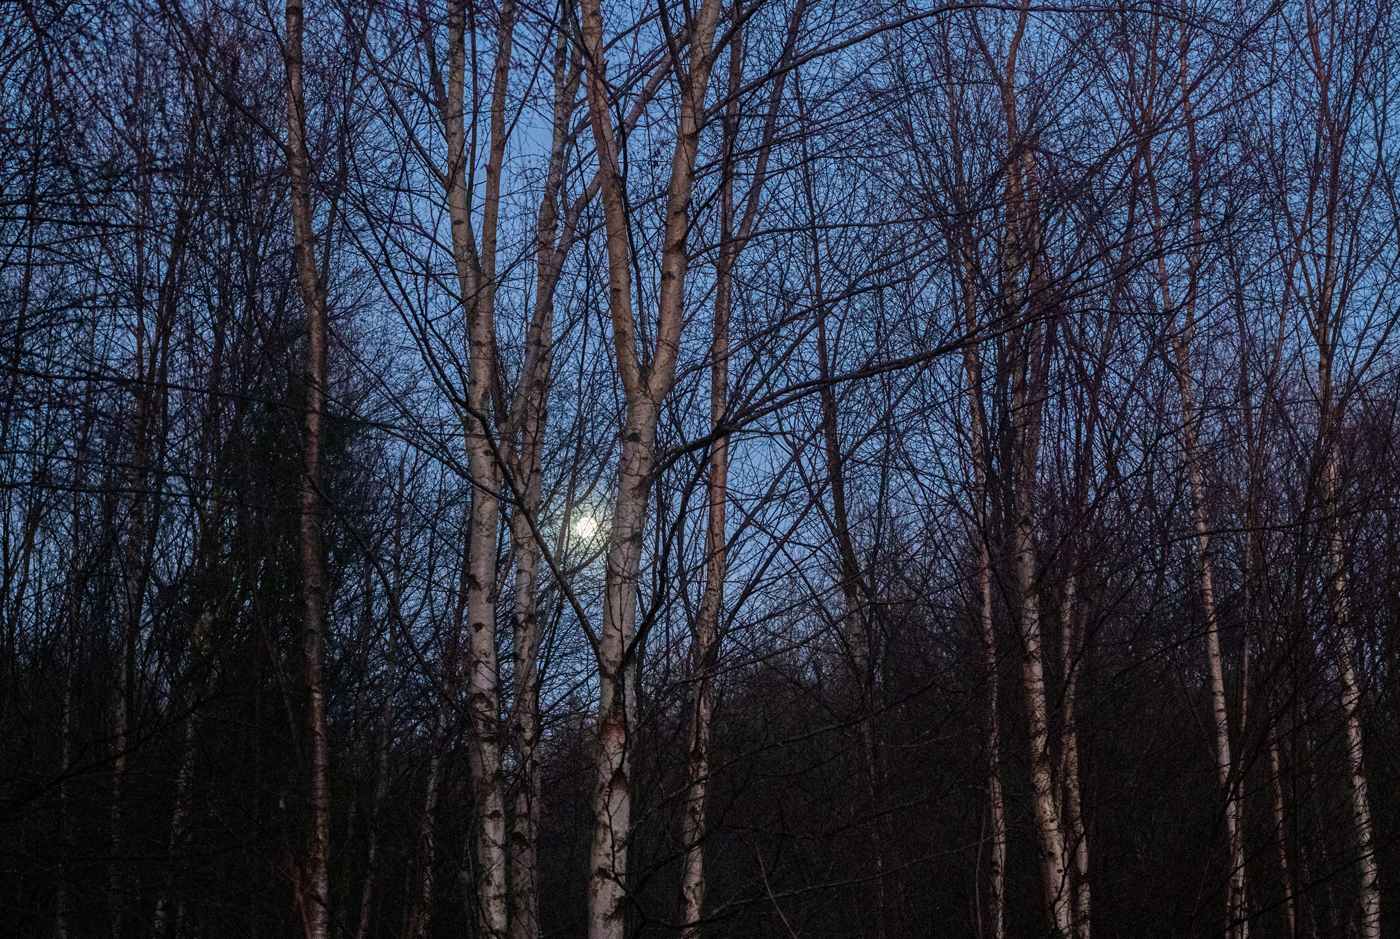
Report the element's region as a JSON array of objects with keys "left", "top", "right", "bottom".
[{"left": 575, "top": 516, "right": 598, "bottom": 538}]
